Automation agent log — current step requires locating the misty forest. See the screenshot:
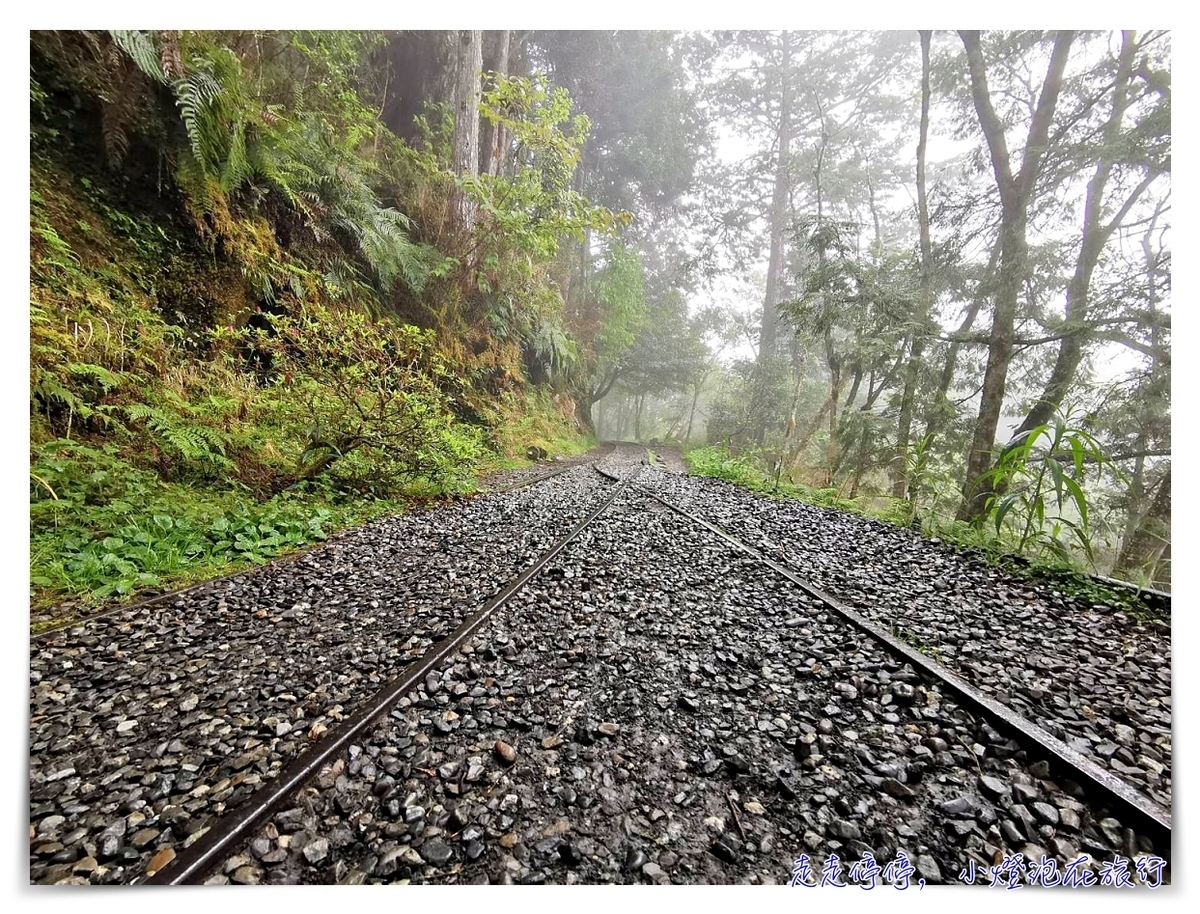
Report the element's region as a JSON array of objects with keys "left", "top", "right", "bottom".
[{"left": 29, "top": 30, "right": 1171, "bottom": 609}]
